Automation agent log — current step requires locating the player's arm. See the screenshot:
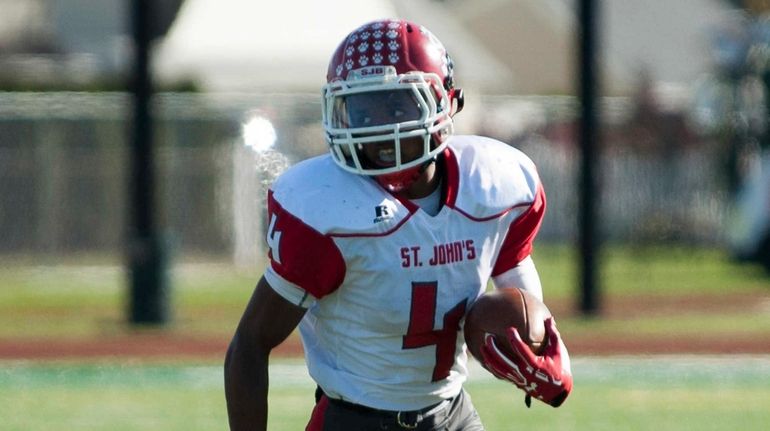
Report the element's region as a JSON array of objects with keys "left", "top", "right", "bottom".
[
  {"left": 226, "top": 185, "right": 343, "bottom": 428},
  {"left": 485, "top": 181, "right": 573, "bottom": 407},
  {"left": 224, "top": 276, "right": 306, "bottom": 431},
  {"left": 492, "top": 255, "right": 542, "bottom": 299},
  {"left": 487, "top": 258, "right": 573, "bottom": 407},
  {"left": 487, "top": 257, "right": 572, "bottom": 407}
]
